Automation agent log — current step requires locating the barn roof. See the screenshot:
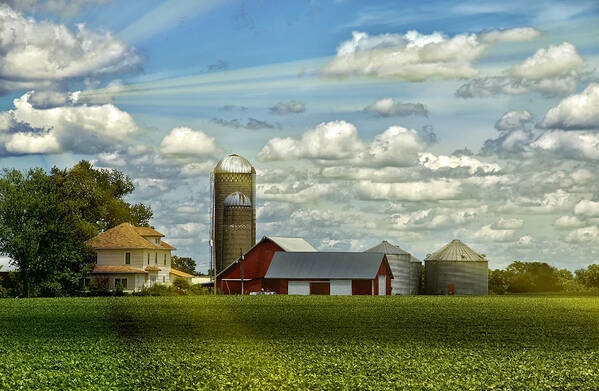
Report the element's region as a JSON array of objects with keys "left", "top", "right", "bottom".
[
  {"left": 215, "top": 236, "right": 317, "bottom": 278},
  {"left": 425, "top": 239, "right": 486, "bottom": 262},
  {"left": 265, "top": 252, "right": 392, "bottom": 279}
]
